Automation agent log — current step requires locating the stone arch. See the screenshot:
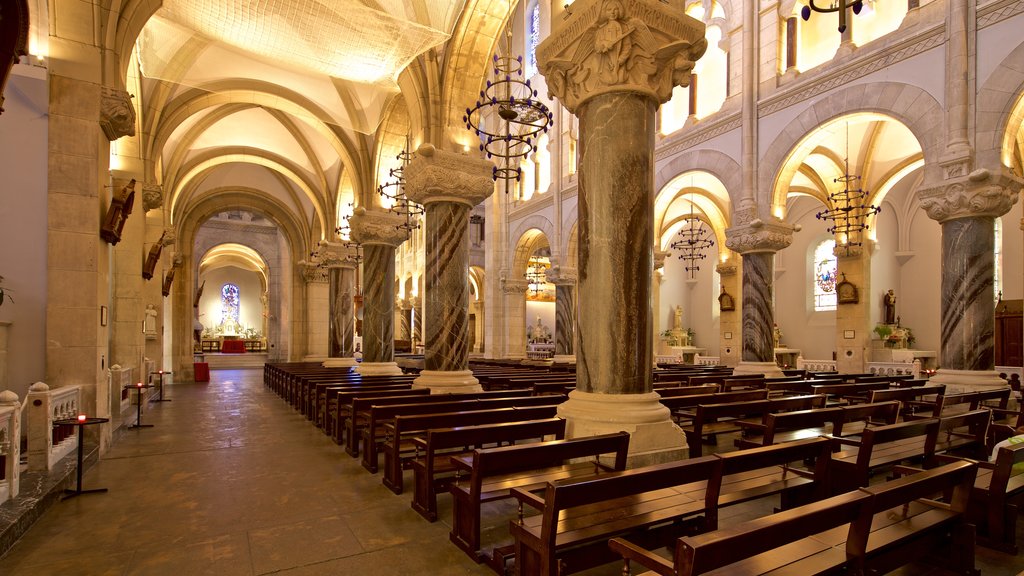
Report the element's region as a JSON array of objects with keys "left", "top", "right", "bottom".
[
  {"left": 976, "top": 41, "right": 1024, "bottom": 175},
  {"left": 511, "top": 228, "right": 552, "bottom": 279},
  {"left": 655, "top": 148, "right": 743, "bottom": 206},
  {"left": 510, "top": 214, "right": 555, "bottom": 273},
  {"left": 560, "top": 203, "right": 578, "bottom": 265},
  {"left": 760, "top": 82, "right": 944, "bottom": 211}
]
